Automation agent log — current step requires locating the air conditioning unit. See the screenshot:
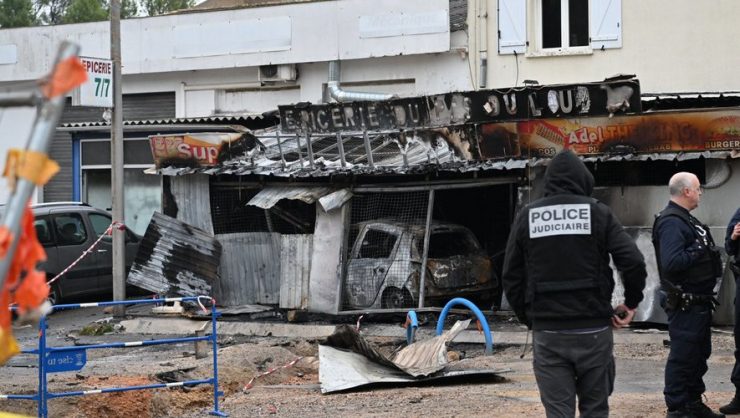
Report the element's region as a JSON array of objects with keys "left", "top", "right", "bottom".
[{"left": 259, "top": 64, "right": 297, "bottom": 82}]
